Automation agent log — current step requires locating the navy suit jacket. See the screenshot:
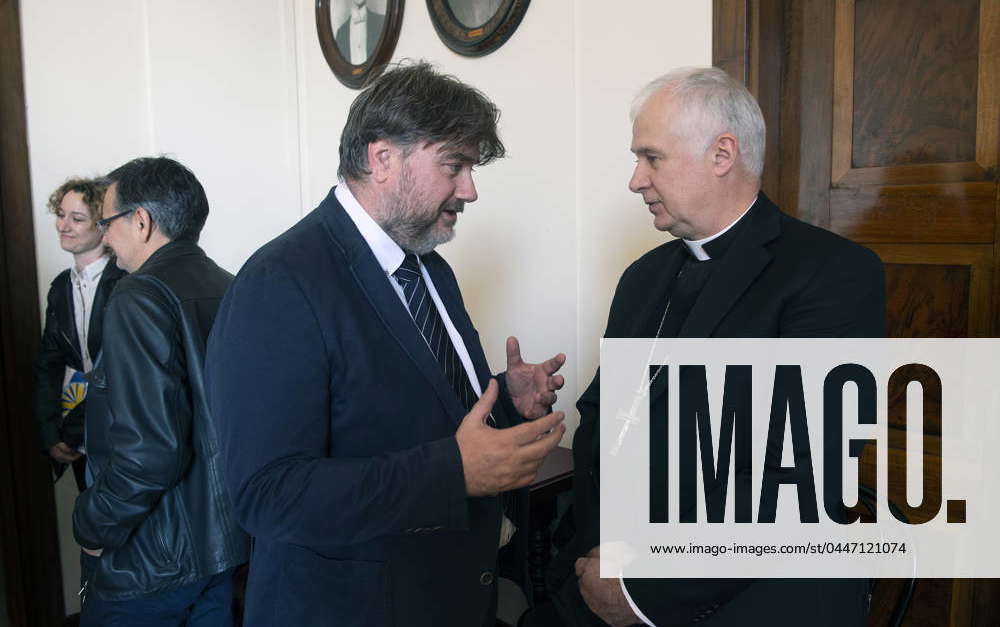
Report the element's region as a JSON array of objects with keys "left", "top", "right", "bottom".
[
  {"left": 206, "top": 187, "right": 516, "bottom": 626},
  {"left": 550, "top": 193, "right": 886, "bottom": 626}
]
